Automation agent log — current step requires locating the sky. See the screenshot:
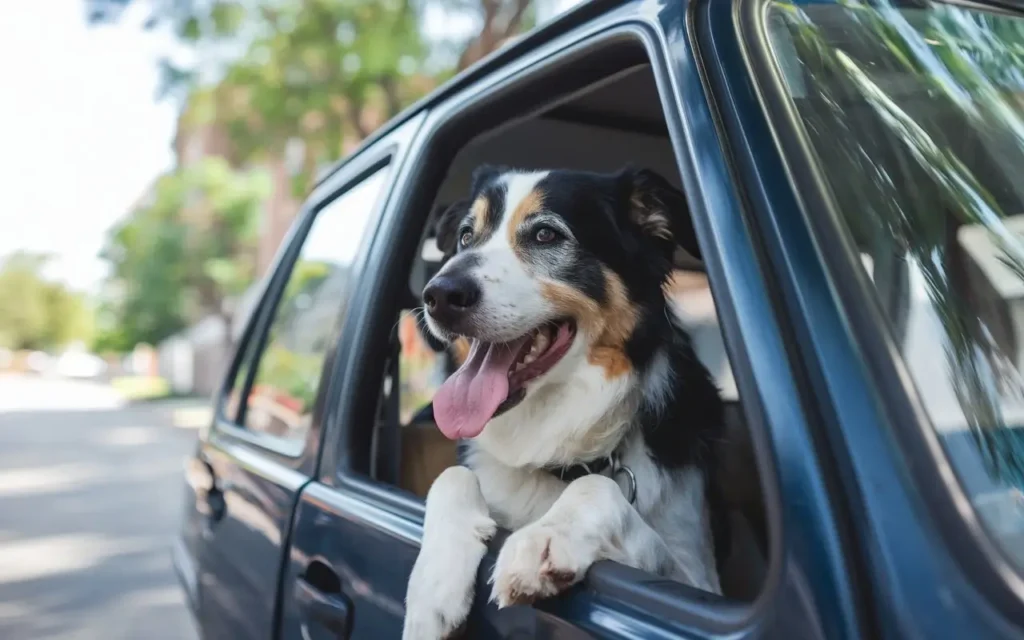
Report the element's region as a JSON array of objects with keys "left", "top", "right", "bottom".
[
  {"left": 0, "top": 0, "right": 579, "bottom": 296},
  {"left": 0, "top": 1, "right": 179, "bottom": 294}
]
